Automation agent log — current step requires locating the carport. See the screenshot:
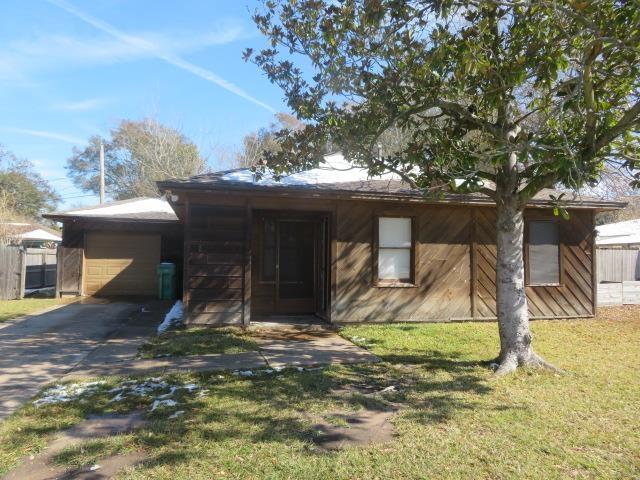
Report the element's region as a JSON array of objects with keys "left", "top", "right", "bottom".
[{"left": 44, "top": 198, "right": 183, "bottom": 298}]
